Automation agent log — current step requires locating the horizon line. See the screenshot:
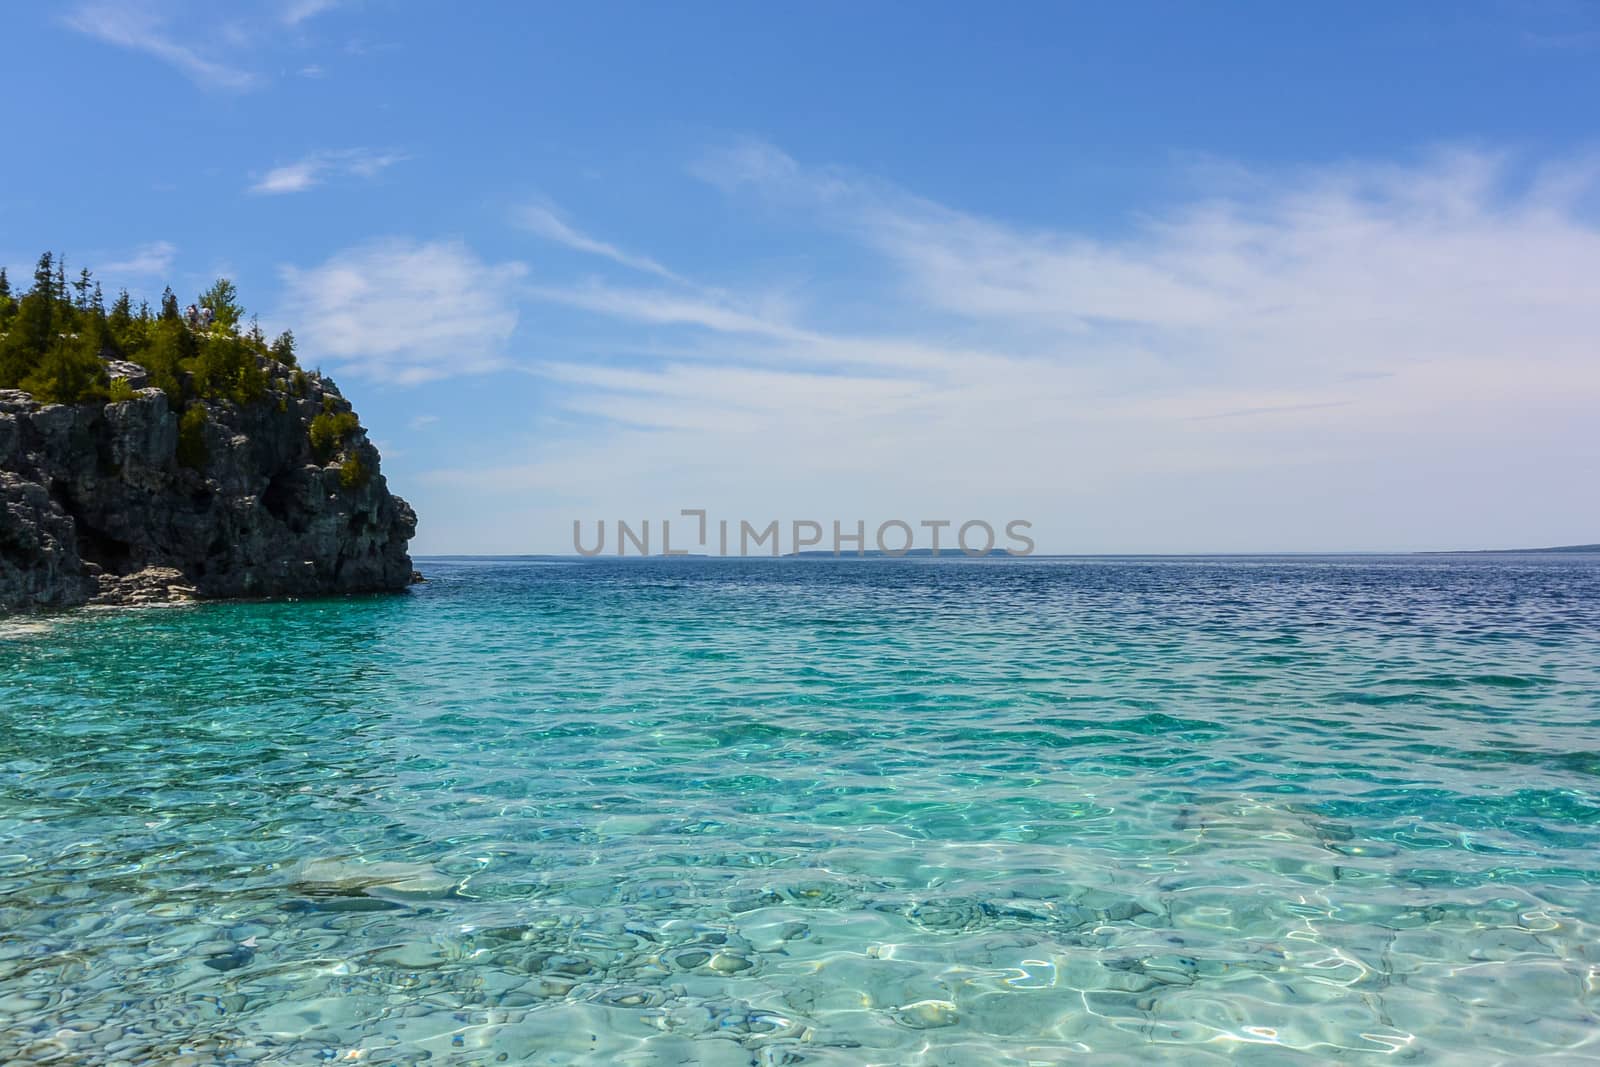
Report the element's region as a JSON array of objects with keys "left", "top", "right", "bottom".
[{"left": 411, "top": 546, "right": 1600, "bottom": 560}]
